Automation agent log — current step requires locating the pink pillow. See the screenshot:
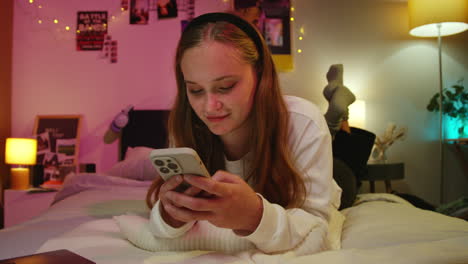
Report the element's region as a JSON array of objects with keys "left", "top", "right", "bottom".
[{"left": 106, "top": 147, "right": 158, "bottom": 181}]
